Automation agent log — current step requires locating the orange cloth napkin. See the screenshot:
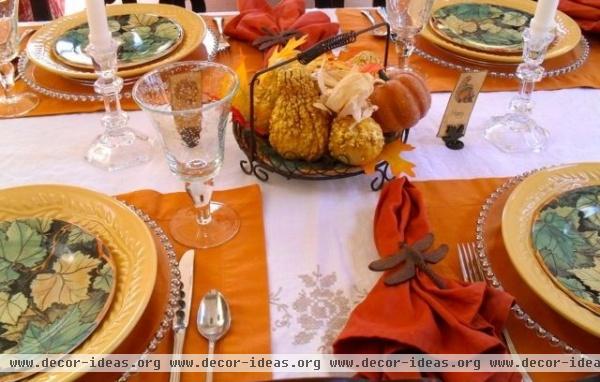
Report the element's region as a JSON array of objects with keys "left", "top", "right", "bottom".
[
  {"left": 333, "top": 177, "right": 516, "bottom": 382},
  {"left": 224, "top": 0, "right": 339, "bottom": 51},
  {"left": 559, "top": 0, "right": 600, "bottom": 32}
]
